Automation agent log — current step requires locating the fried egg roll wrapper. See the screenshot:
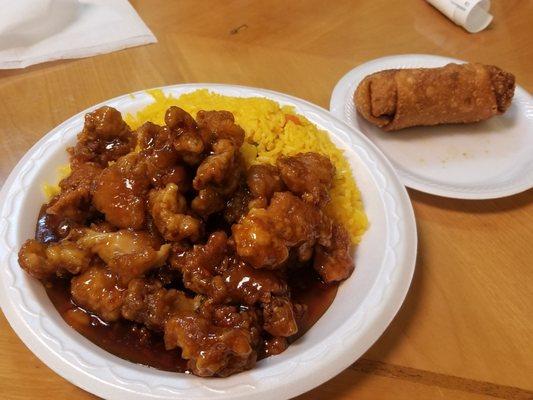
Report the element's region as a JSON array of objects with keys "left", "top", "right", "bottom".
[{"left": 354, "top": 63, "right": 515, "bottom": 131}]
